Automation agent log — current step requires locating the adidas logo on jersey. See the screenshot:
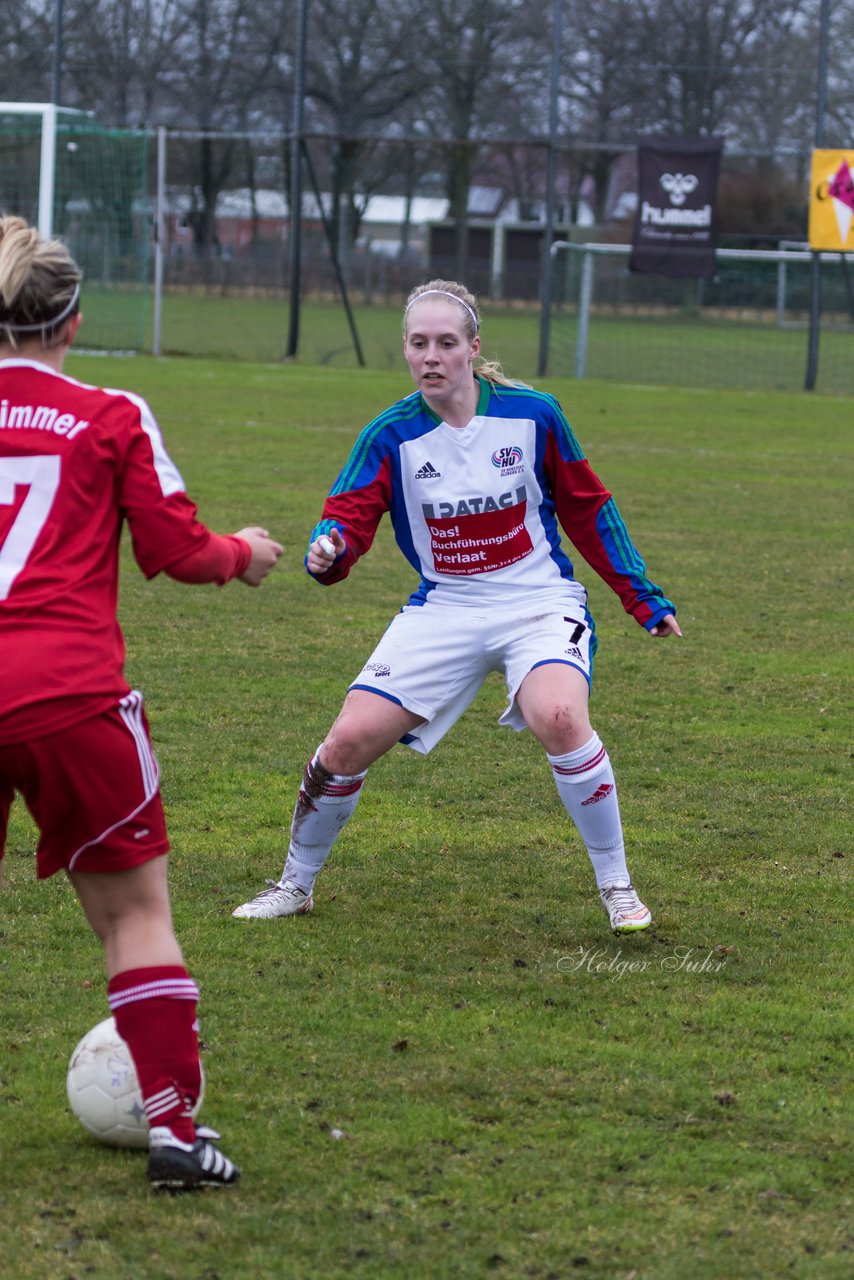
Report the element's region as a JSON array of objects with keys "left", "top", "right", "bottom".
[
  {"left": 581, "top": 783, "right": 614, "bottom": 806},
  {"left": 415, "top": 461, "right": 441, "bottom": 480}
]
